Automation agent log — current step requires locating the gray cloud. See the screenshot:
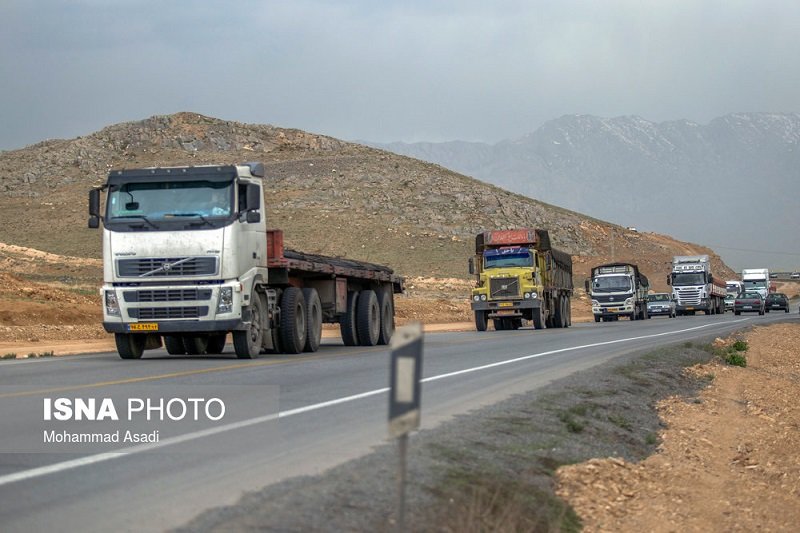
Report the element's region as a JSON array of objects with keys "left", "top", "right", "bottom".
[{"left": 2, "top": 0, "right": 799, "bottom": 149}]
